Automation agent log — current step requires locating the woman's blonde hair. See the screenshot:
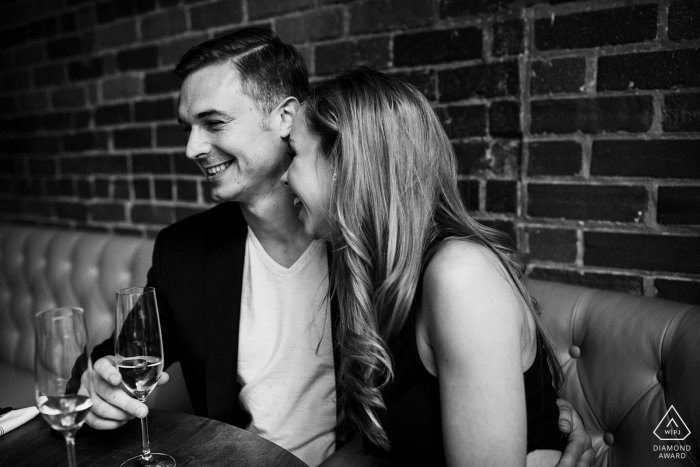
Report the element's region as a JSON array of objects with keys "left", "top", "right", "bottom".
[{"left": 304, "top": 66, "right": 563, "bottom": 450}]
